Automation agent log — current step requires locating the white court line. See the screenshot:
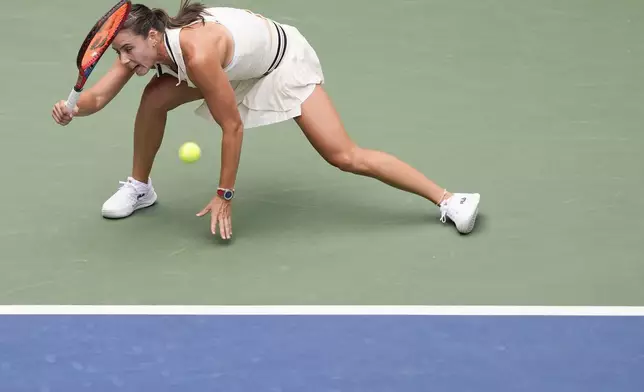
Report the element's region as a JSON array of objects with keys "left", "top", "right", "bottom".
[{"left": 0, "top": 306, "right": 643, "bottom": 316}]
